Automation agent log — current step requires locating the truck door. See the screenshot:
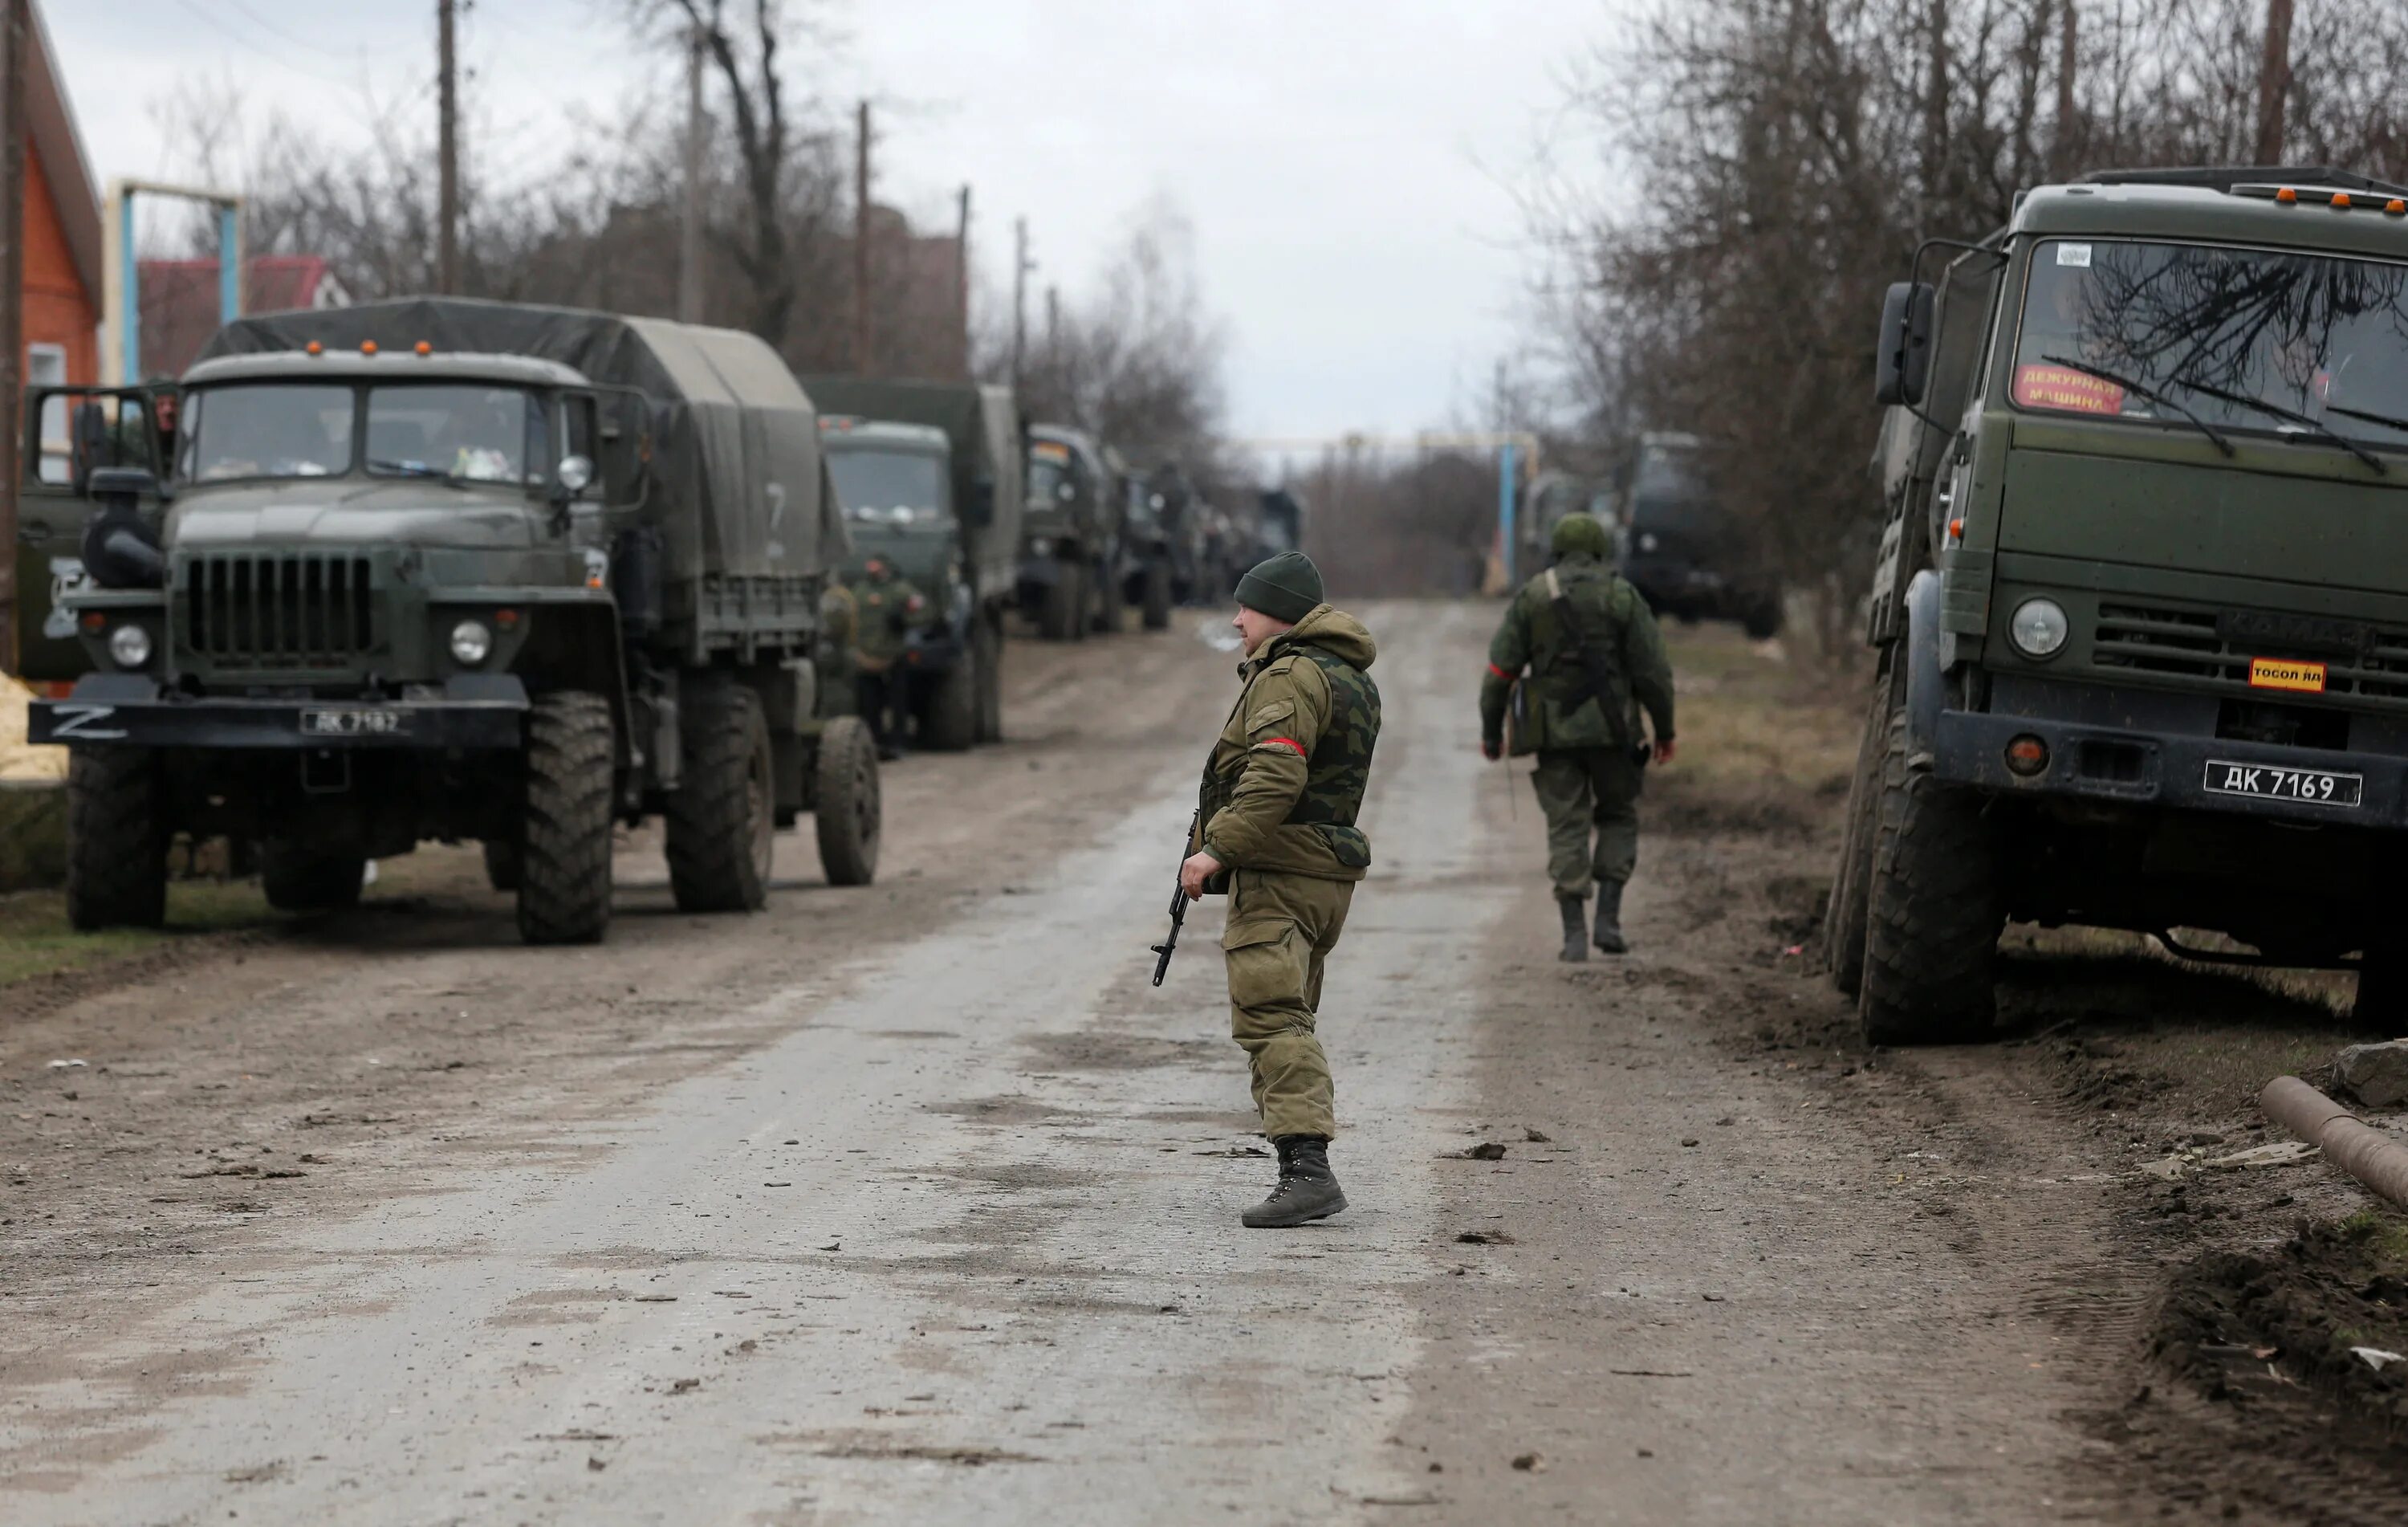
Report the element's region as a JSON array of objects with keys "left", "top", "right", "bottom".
[{"left": 12, "top": 385, "right": 167, "bottom": 683}]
